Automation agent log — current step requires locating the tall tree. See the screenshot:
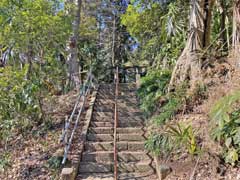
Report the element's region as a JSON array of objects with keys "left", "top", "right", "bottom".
[
  {"left": 169, "top": 0, "right": 215, "bottom": 90},
  {"left": 67, "top": 0, "right": 82, "bottom": 88},
  {"left": 232, "top": 0, "right": 240, "bottom": 63}
]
